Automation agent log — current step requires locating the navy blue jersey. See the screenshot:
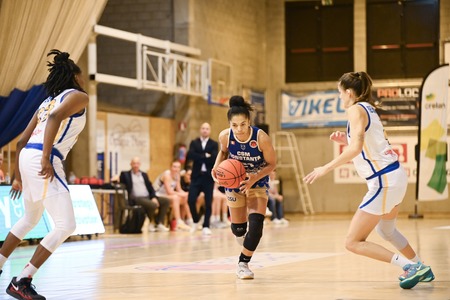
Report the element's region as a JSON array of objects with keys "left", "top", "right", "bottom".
[{"left": 226, "top": 126, "right": 269, "bottom": 191}]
